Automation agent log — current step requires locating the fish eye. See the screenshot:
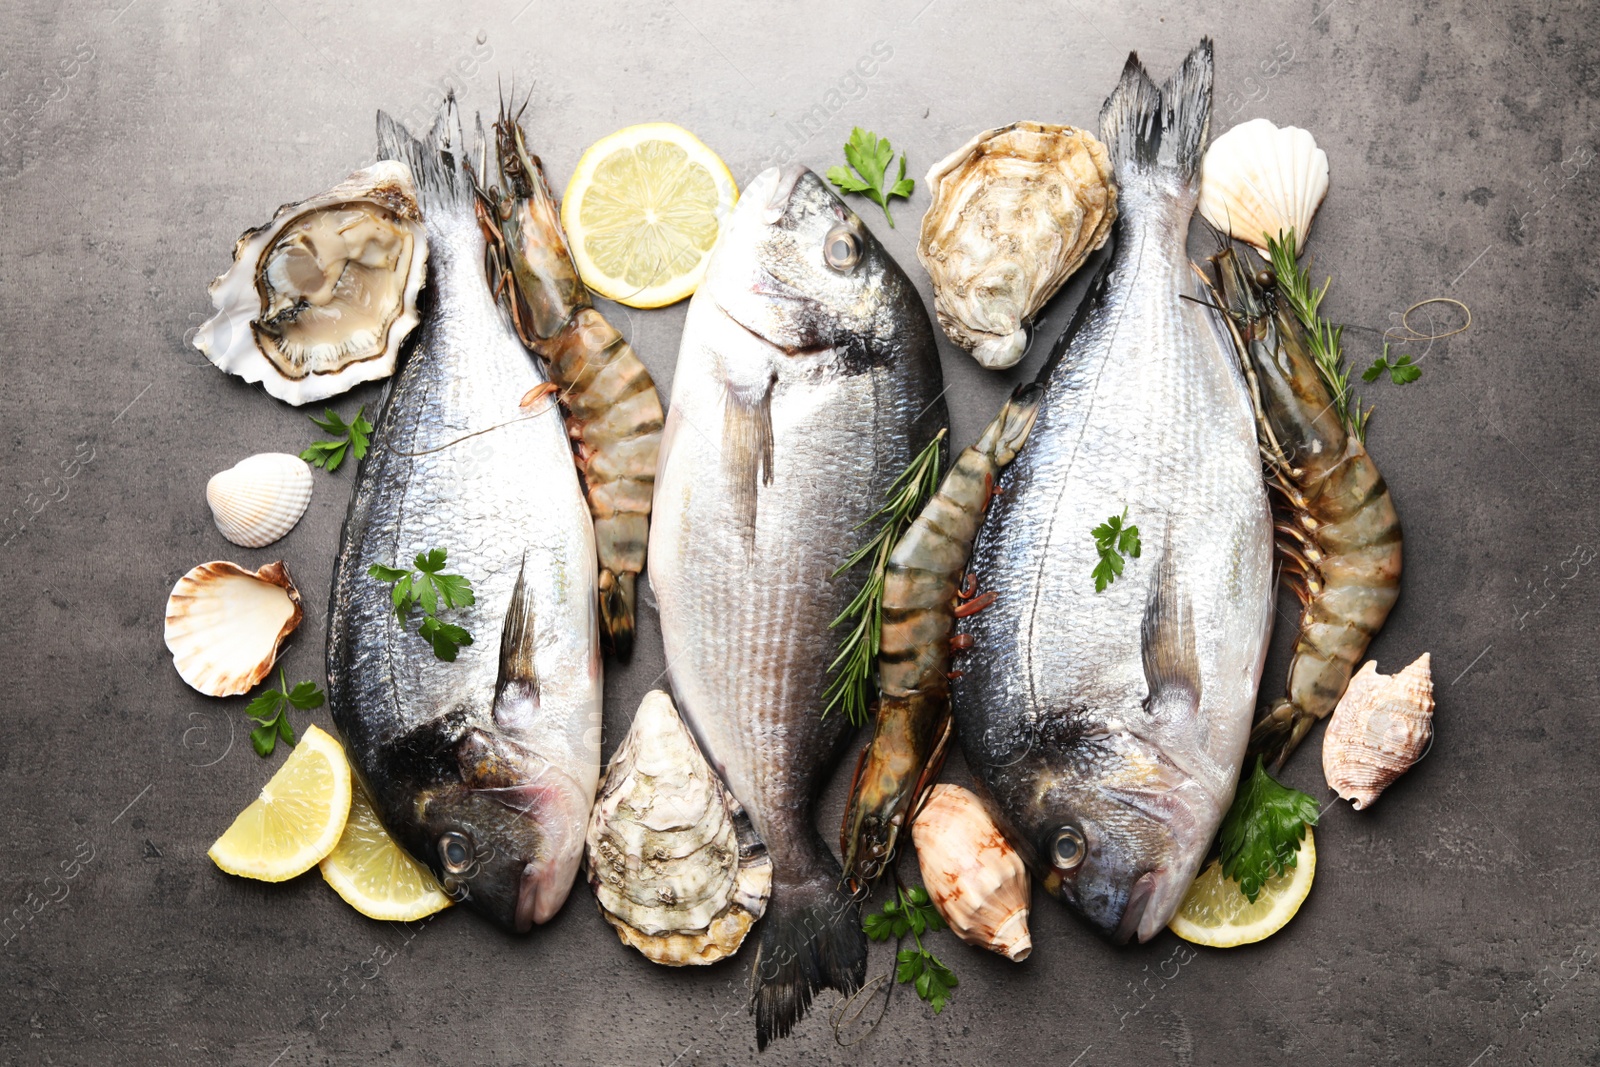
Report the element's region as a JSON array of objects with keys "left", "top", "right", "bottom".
[
  {"left": 438, "top": 831, "right": 474, "bottom": 874},
  {"left": 823, "top": 225, "right": 861, "bottom": 272},
  {"left": 1049, "top": 826, "right": 1086, "bottom": 870}
]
